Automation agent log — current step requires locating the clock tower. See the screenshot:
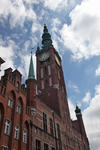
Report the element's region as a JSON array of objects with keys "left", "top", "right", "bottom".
[{"left": 36, "top": 25, "right": 70, "bottom": 123}]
